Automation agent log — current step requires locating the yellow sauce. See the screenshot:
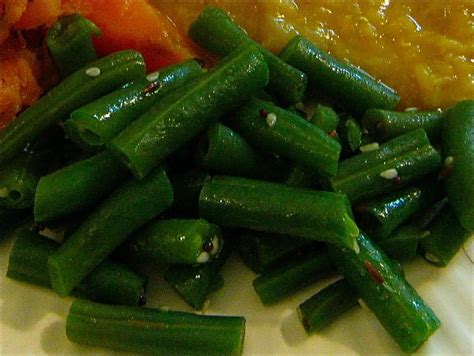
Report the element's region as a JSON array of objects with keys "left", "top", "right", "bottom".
[{"left": 154, "top": 0, "right": 474, "bottom": 110}]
